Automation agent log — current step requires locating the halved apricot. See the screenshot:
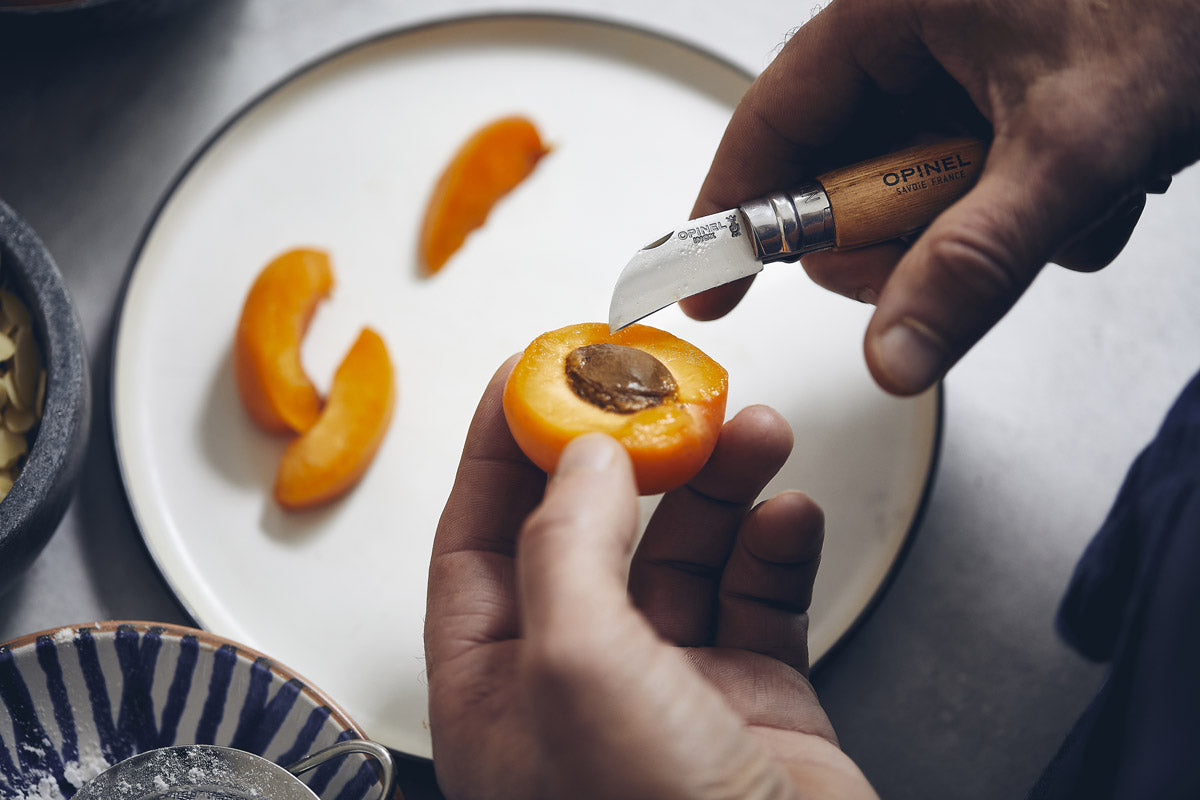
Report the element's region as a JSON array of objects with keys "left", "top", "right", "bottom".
[
  {"left": 235, "top": 248, "right": 333, "bottom": 435},
  {"left": 419, "top": 115, "right": 550, "bottom": 276},
  {"left": 274, "top": 327, "right": 395, "bottom": 510},
  {"left": 503, "top": 322, "right": 728, "bottom": 495}
]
